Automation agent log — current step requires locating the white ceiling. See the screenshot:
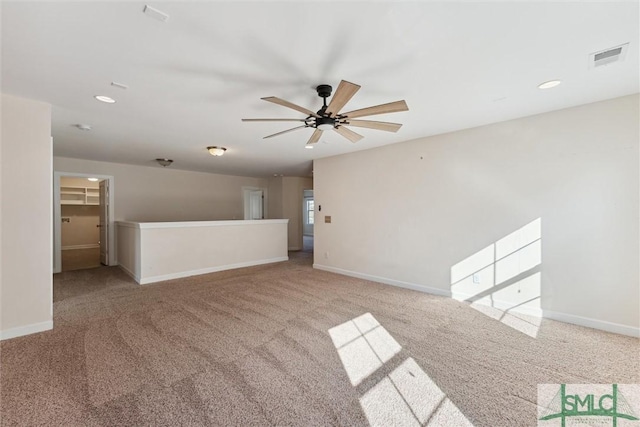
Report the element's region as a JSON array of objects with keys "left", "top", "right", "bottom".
[{"left": 2, "top": 1, "right": 638, "bottom": 177}]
